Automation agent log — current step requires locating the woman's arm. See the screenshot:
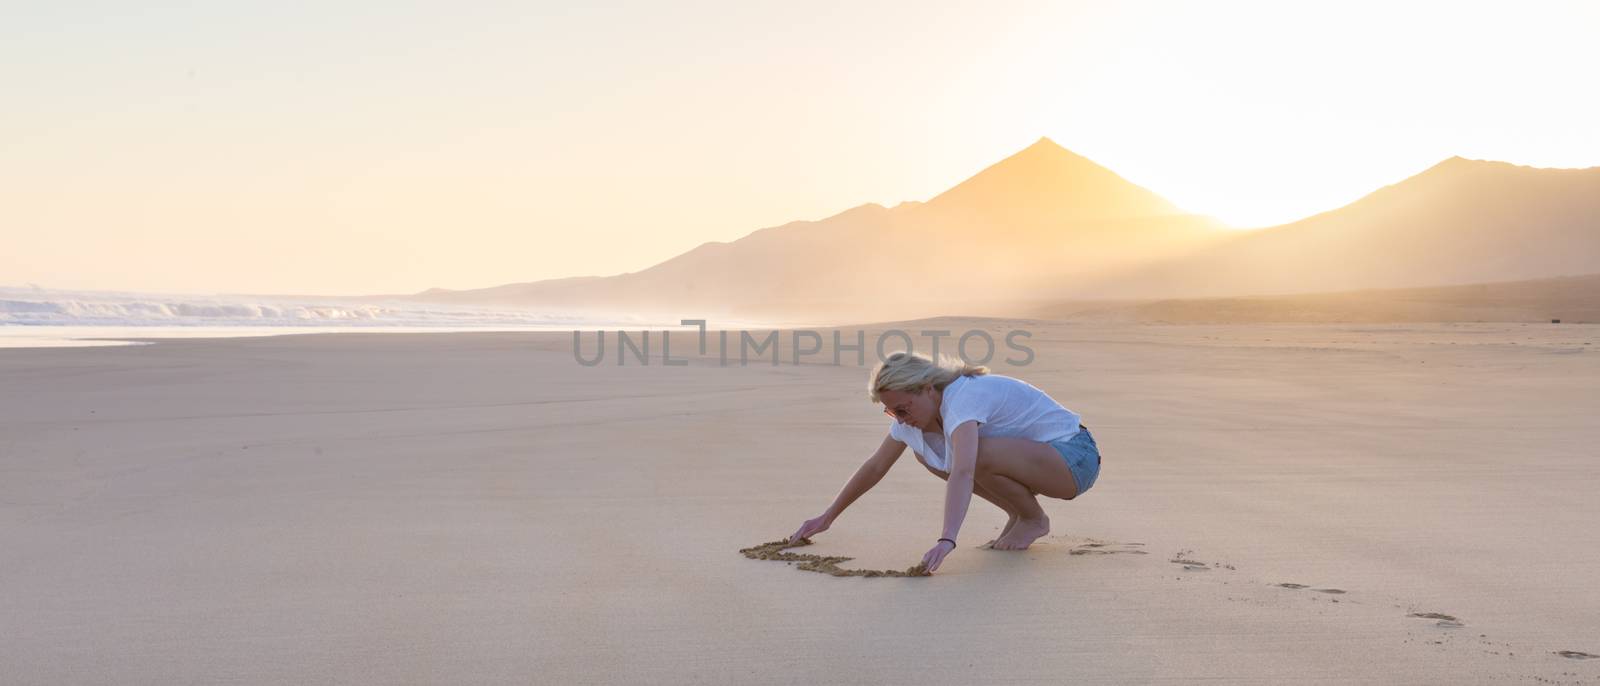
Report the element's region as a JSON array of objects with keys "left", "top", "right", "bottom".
[
  {"left": 939, "top": 420, "right": 981, "bottom": 542},
  {"left": 822, "top": 434, "right": 906, "bottom": 523},
  {"left": 919, "top": 420, "right": 979, "bottom": 572}
]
